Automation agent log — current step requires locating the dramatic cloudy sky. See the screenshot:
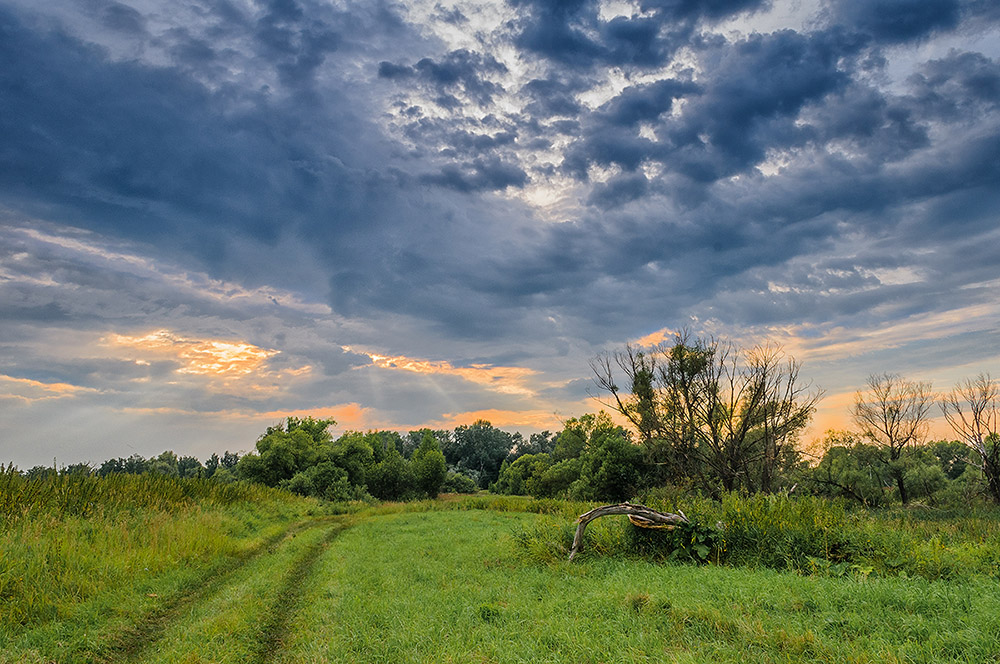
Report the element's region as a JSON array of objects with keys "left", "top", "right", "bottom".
[{"left": 2, "top": 0, "right": 999, "bottom": 467}]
